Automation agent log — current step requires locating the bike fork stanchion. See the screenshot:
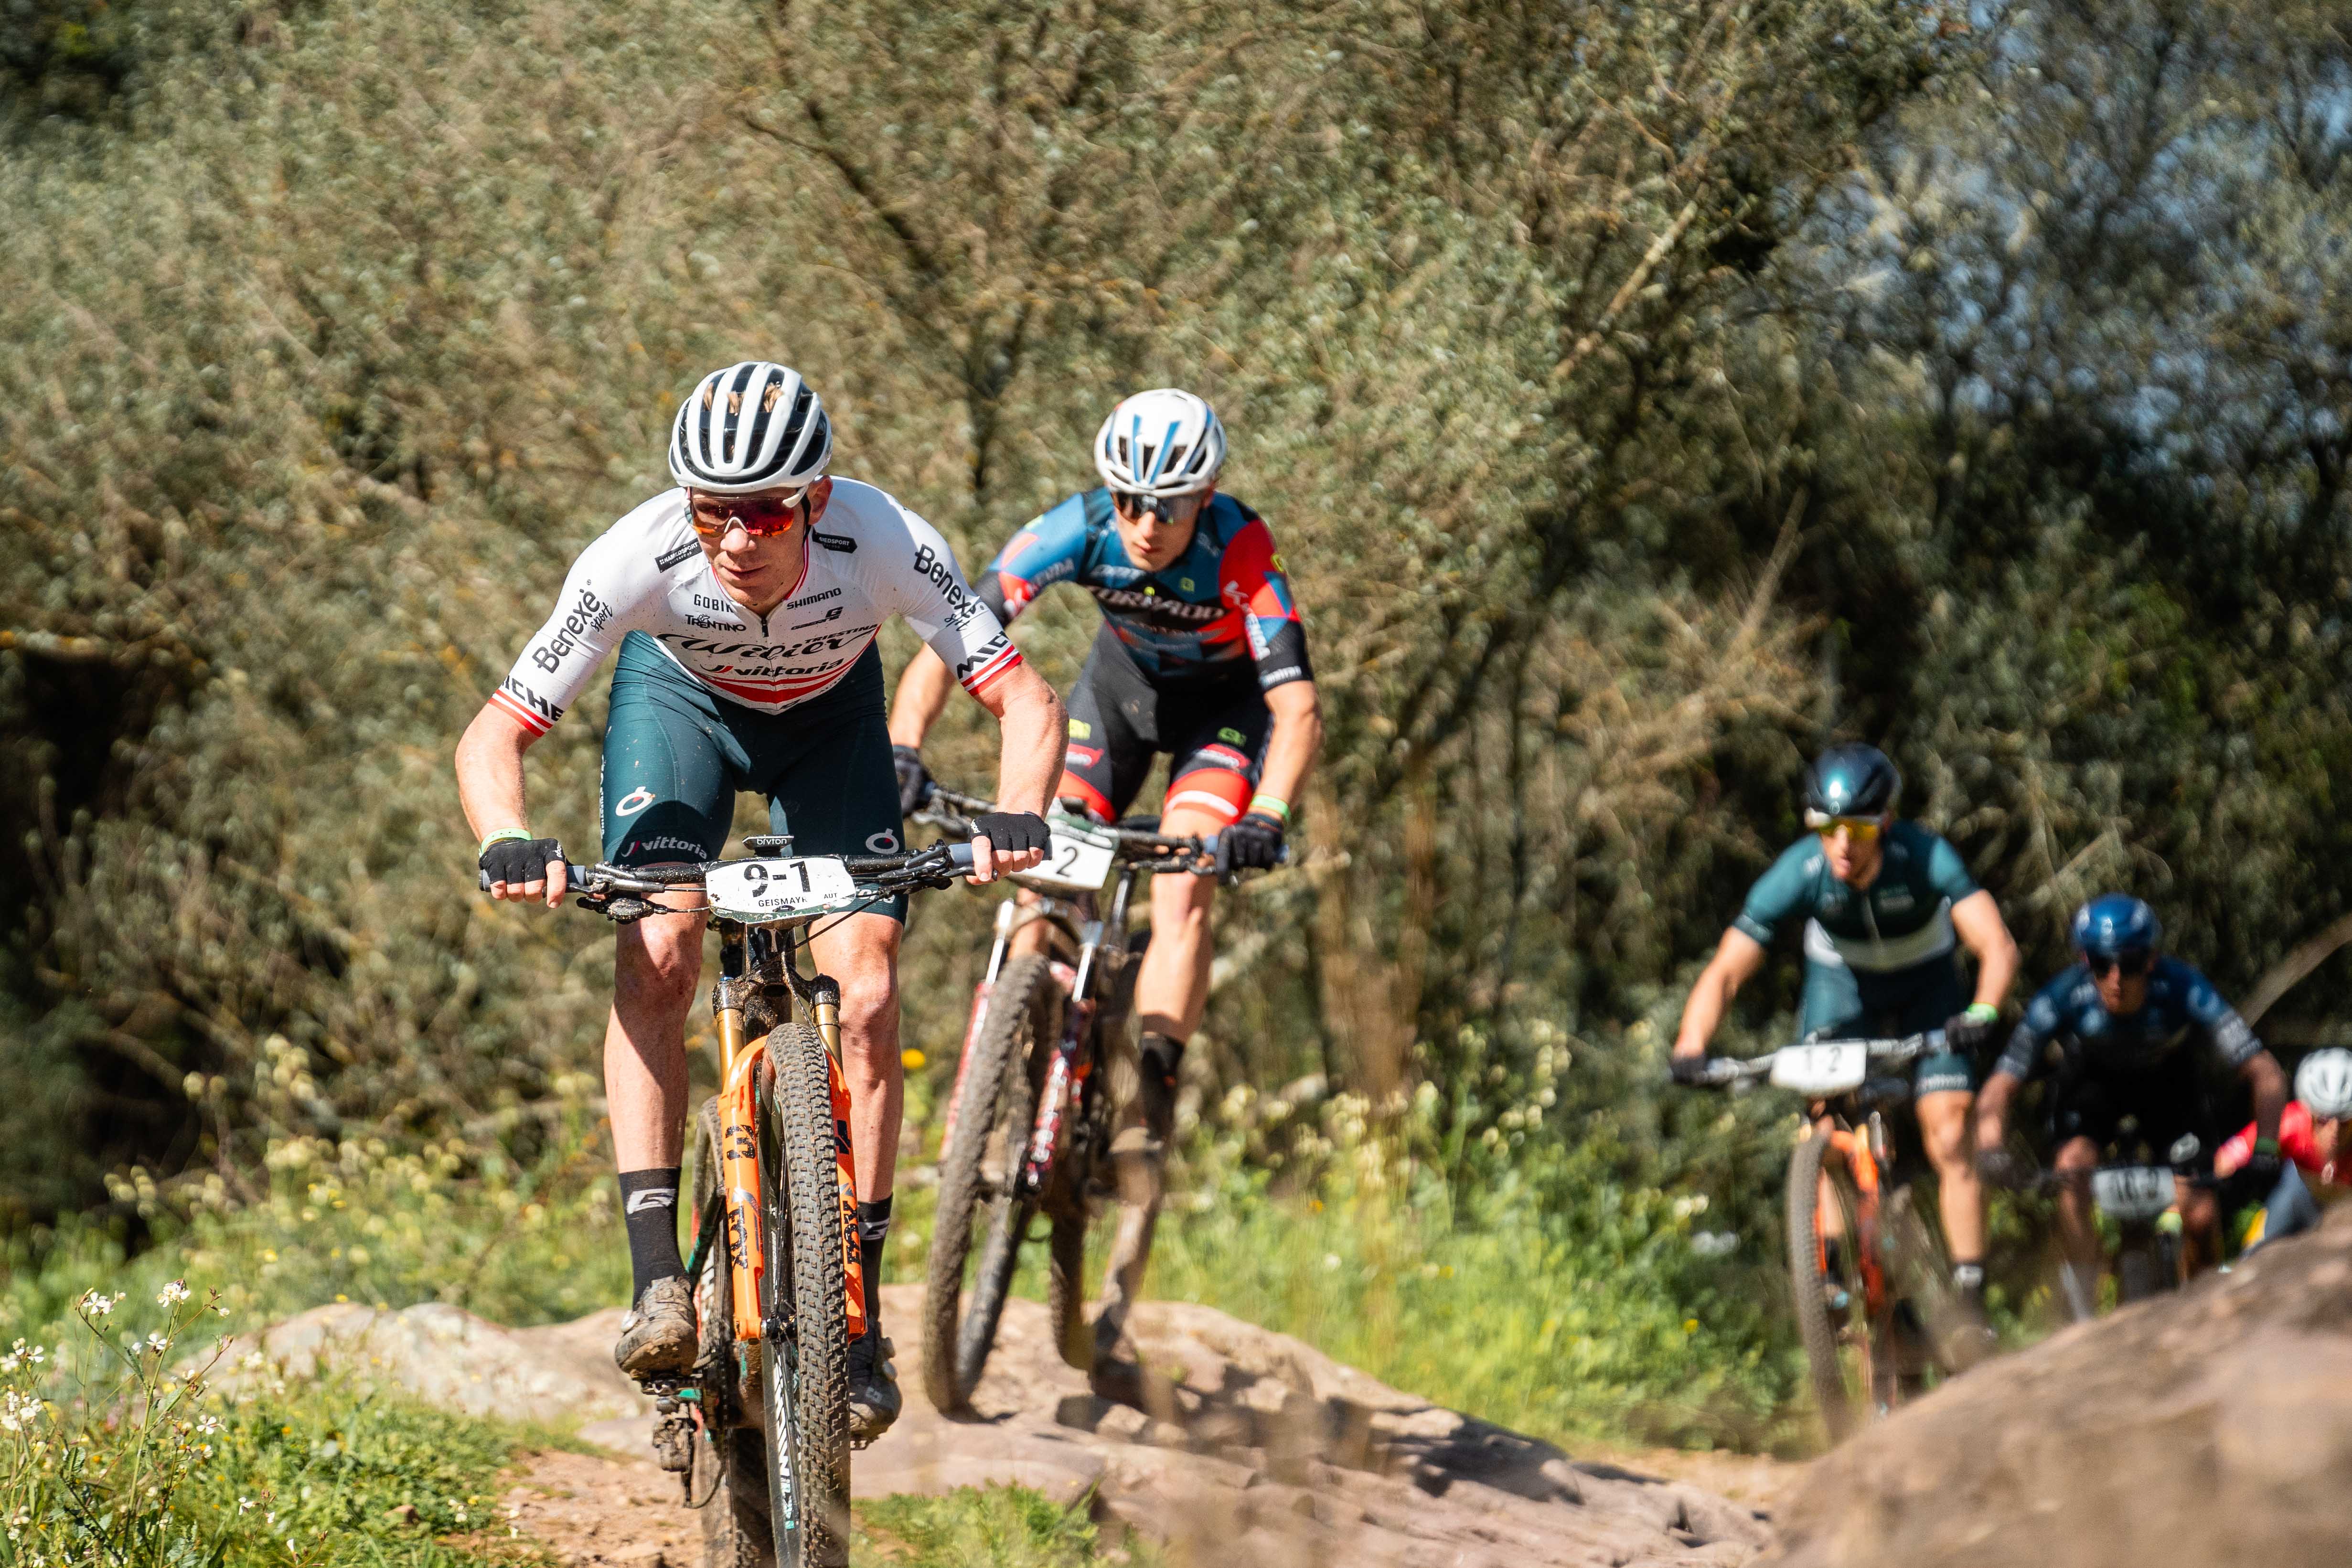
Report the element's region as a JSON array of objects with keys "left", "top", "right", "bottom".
[{"left": 939, "top": 900, "right": 1020, "bottom": 1157}]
